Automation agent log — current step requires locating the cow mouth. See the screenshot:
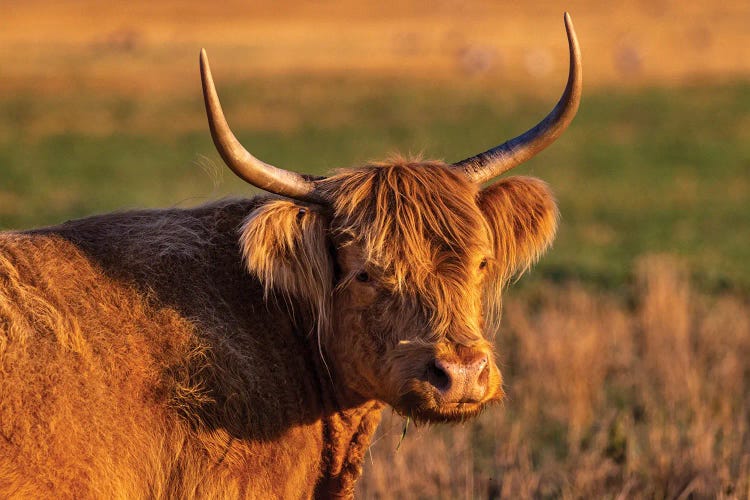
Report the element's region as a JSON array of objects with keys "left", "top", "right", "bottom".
[
  {"left": 408, "top": 402, "right": 487, "bottom": 423},
  {"left": 394, "top": 390, "right": 500, "bottom": 423}
]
